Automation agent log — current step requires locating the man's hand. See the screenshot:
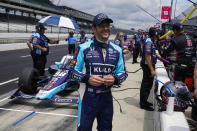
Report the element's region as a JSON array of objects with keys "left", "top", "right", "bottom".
[
  {"left": 103, "top": 75, "right": 115, "bottom": 86},
  {"left": 88, "top": 76, "right": 104, "bottom": 86},
  {"left": 123, "top": 49, "right": 129, "bottom": 54},
  {"left": 194, "top": 89, "right": 197, "bottom": 98},
  {"left": 41, "top": 48, "right": 47, "bottom": 52},
  {"left": 151, "top": 70, "right": 156, "bottom": 77}
]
